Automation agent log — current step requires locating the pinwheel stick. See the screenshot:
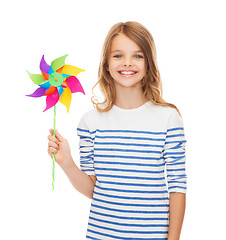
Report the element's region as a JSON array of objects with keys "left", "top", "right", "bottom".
[{"left": 52, "top": 105, "right": 56, "bottom": 191}]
